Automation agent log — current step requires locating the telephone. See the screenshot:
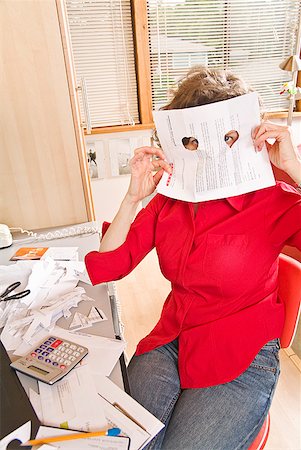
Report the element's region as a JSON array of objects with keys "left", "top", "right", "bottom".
[
  {"left": 0, "top": 223, "right": 100, "bottom": 248},
  {"left": 0, "top": 224, "right": 13, "bottom": 249}
]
